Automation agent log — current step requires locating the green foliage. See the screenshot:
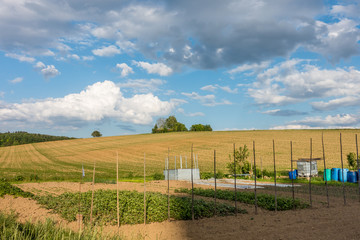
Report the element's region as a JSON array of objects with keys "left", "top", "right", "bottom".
[
  {"left": 30, "top": 174, "right": 40, "bottom": 181},
  {"left": 14, "top": 175, "right": 25, "bottom": 181},
  {"left": 227, "top": 144, "right": 251, "bottom": 175},
  {"left": 151, "top": 172, "right": 164, "bottom": 180},
  {"left": 91, "top": 130, "right": 102, "bottom": 137},
  {"left": 347, "top": 152, "right": 358, "bottom": 170},
  {"left": 175, "top": 188, "right": 309, "bottom": 211},
  {"left": 152, "top": 116, "right": 188, "bottom": 133},
  {"left": 189, "top": 124, "right": 212, "bottom": 131},
  {"left": 0, "top": 182, "right": 34, "bottom": 198},
  {"left": 200, "top": 171, "right": 225, "bottom": 180},
  {"left": 0, "top": 212, "right": 121, "bottom": 240},
  {"left": 35, "top": 190, "right": 245, "bottom": 225},
  {"left": 0, "top": 131, "right": 74, "bottom": 147}
]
